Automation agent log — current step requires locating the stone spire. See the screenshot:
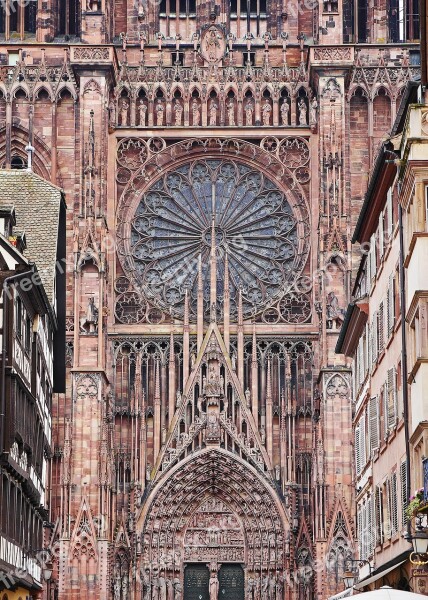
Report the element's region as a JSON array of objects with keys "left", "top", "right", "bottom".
[
  {"left": 223, "top": 251, "right": 230, "bottom": 351},
  {"left": 197, "top": 253, "right": 204, "bottom": 352}
]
